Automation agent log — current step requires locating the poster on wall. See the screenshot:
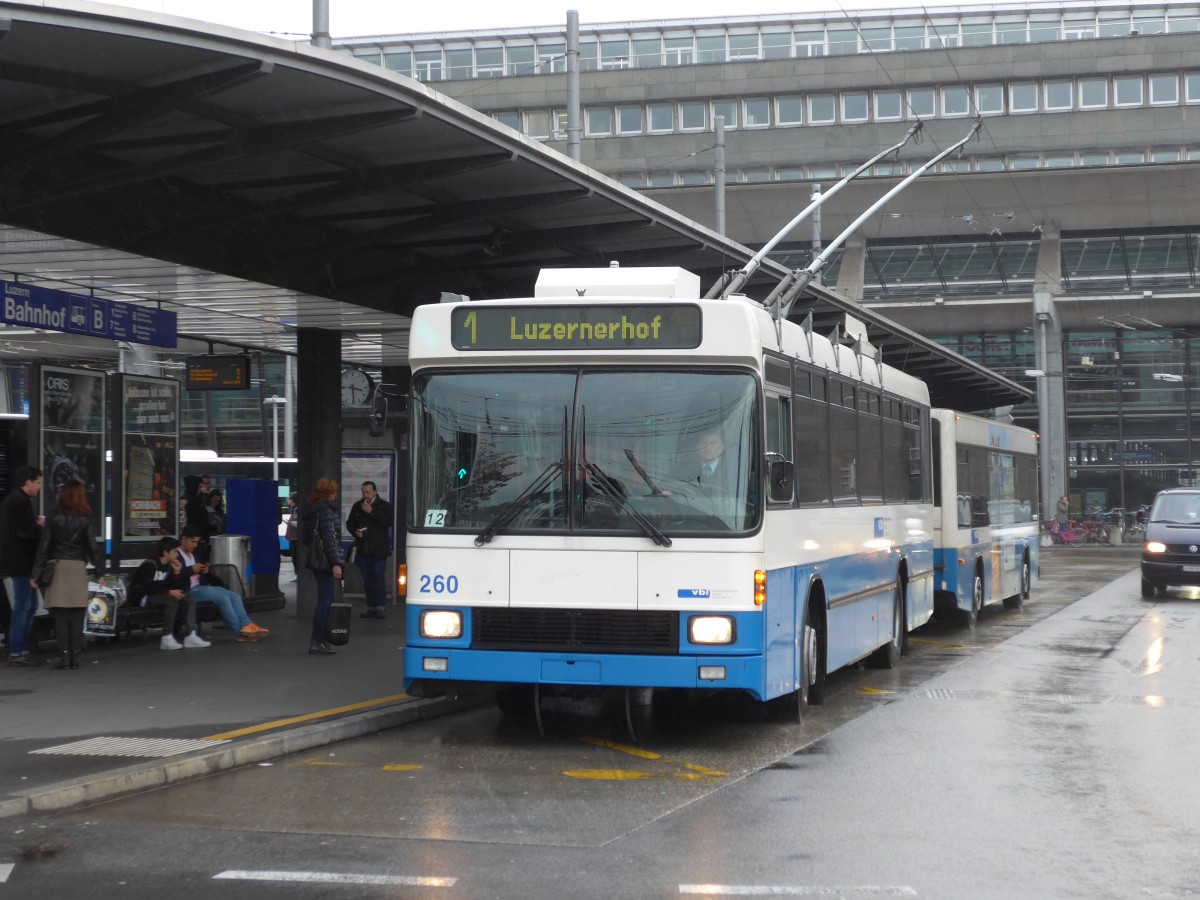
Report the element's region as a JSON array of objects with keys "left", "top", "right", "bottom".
[
  {"left": 121, "top": 375, "right": 179, "bottom": 541},
  {"left": 341, "top": 450, "right": 398, "bottom": 551},
  {"left": 38, "top": 366, "right": 105, "bottom": 538}
]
